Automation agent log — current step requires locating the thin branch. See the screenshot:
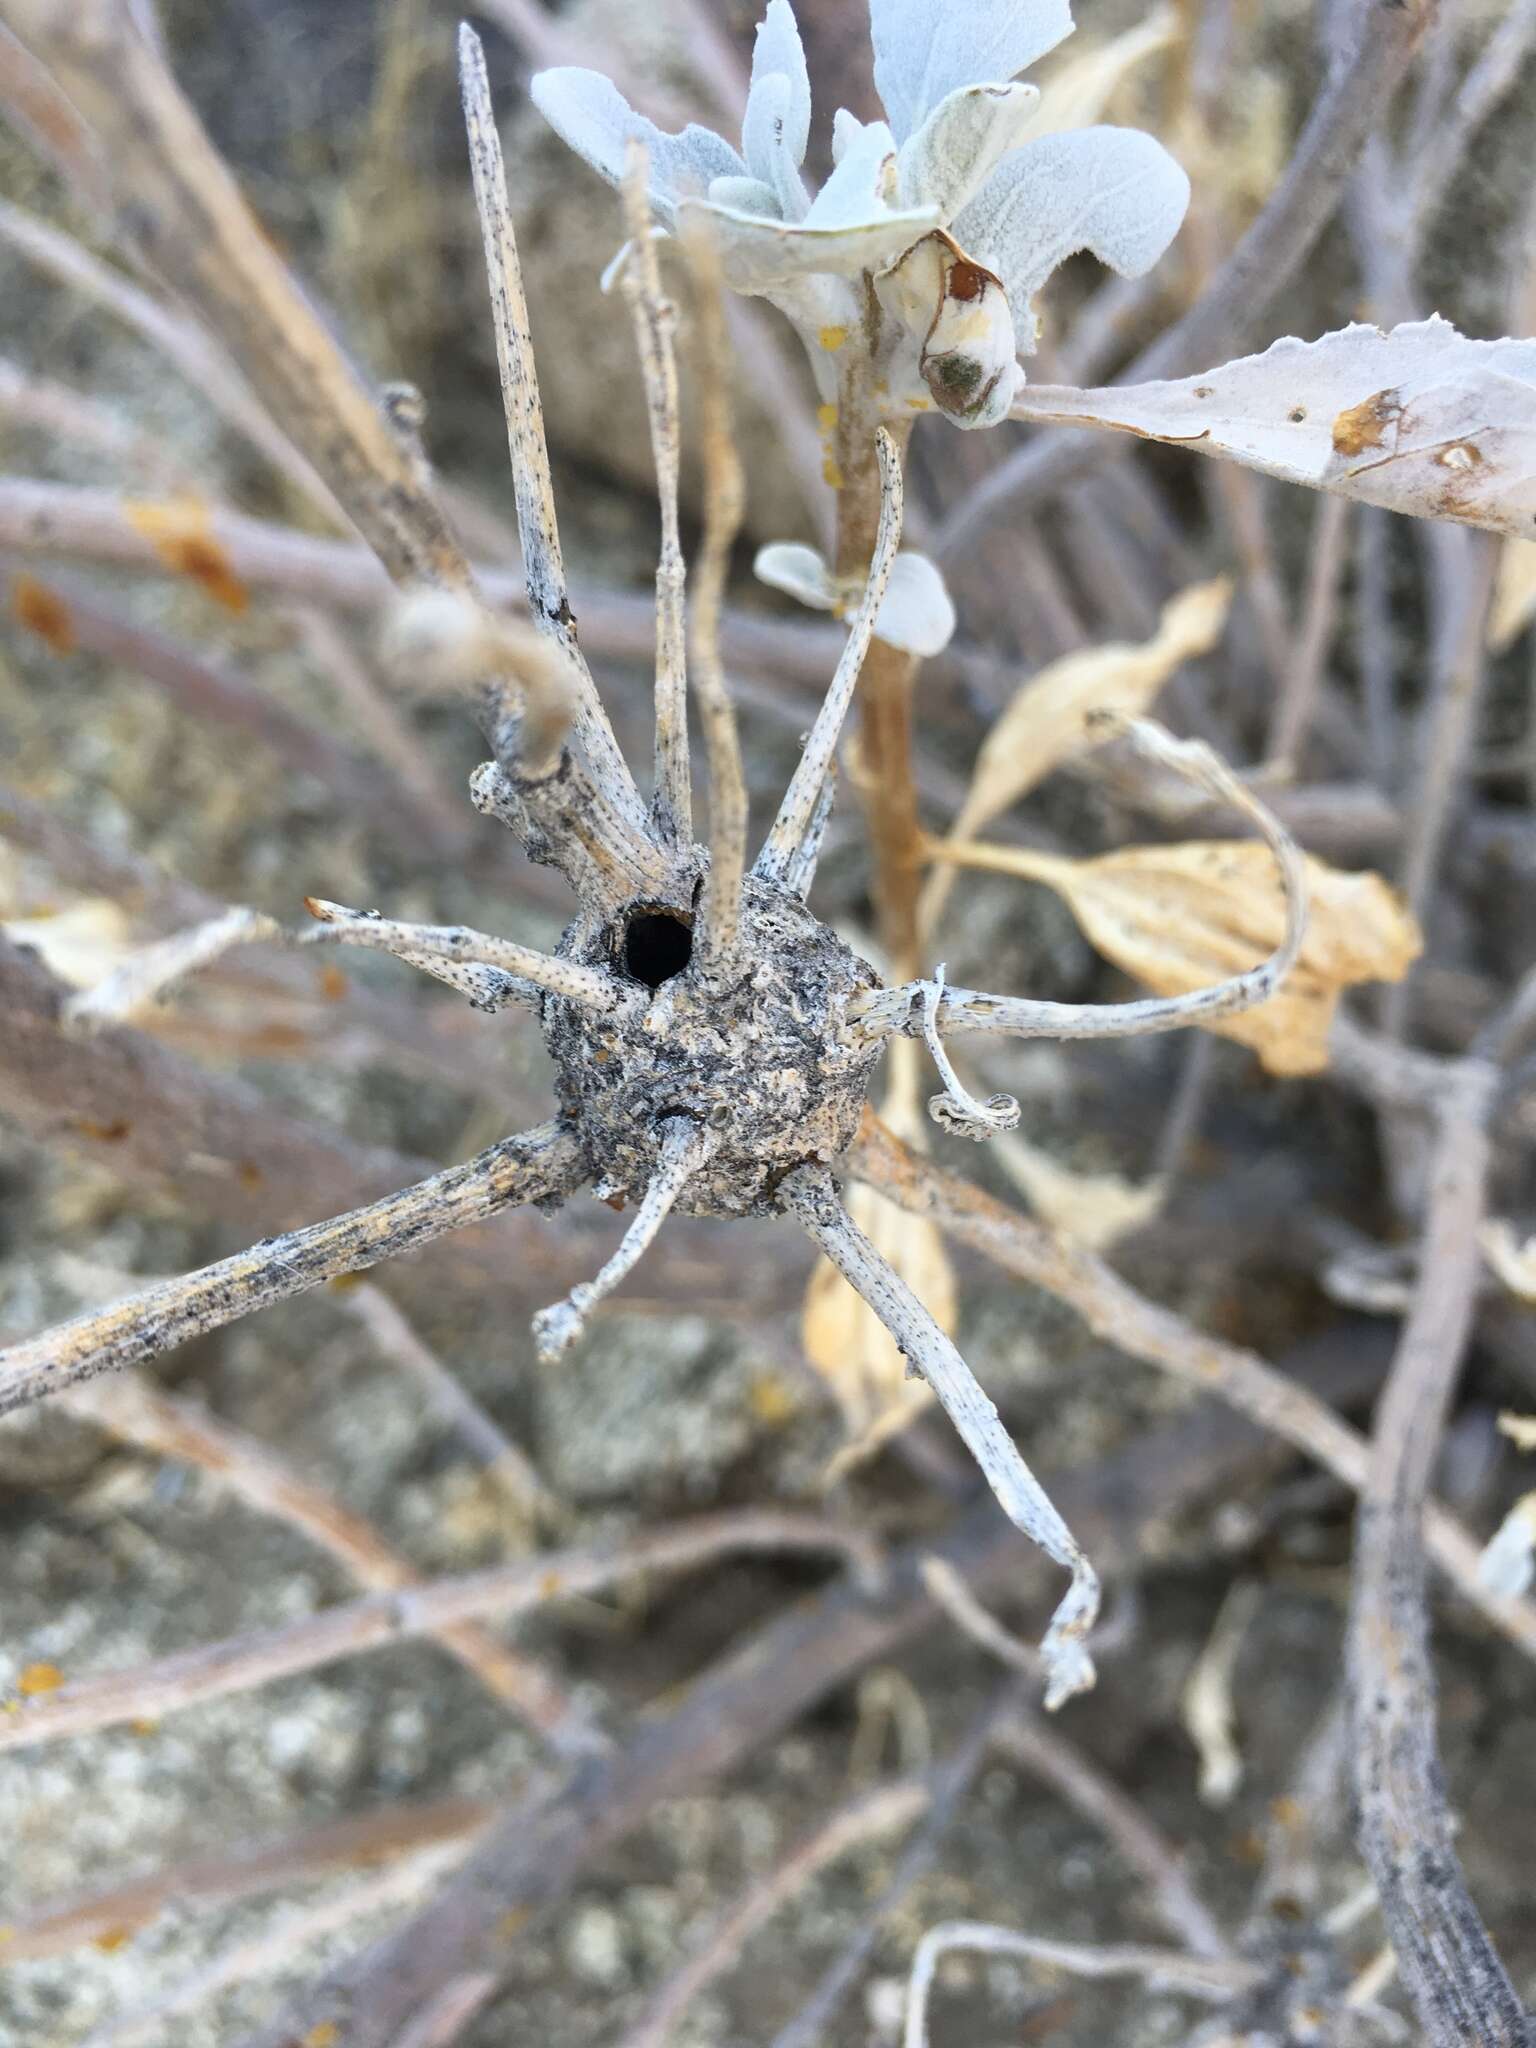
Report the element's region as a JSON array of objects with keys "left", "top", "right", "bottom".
[
  {"left": 61, "top": 1370, "right": 595, "bottom": 1751},
  {"left": 531, "top": 1115, "right": 719, "bottom": 1359},
  {"left": 342, "top": 1283, "right": 558, "bottom": 1524},
  {"left": 0, "top": 1794, "right": 495, "bottom": 1963},
  {"left": 1266, "top": 491, "right": 1351, "bottom": 773},
  {"left": 903, "top": 1922, "right": 1259, "bottom": 2048},
  {"left": 781, "top": 1165, "right": 1099, "bottom": 1709},
  {"left": 0, "top": 1120, "right": 586, "bottom": 1411},
  {"left": 78, "top": 1847, "right": 467, "bottom": 2048},
  {"left": 618, "top": 148, "right": 690, "bottom": 847},
  {"left": 60, "top": 906, "right": 281, "bottom": 1033},
  {"left": 456, "top": 21, "right": 646, "bottom": 830},
  {"left": 0, "top": 197, "right": 344, "bottom": 524},
  {"left": 1402, "top": 0, "right": 1536, "bottom": 254},
  {"left": 0, "top": 1509, "right": 882, "bottom": 1750},
  {"left": 992, "top": 1714, "right": 1231, "bottom": 1960},
  {"left": 756, "top": 430, "right": 904, "bottom": 885},
  {"left": 1346, "top": 1057, "right": 1530, "bottom": 2047},
  {"left": 228, "top": 1347, "right": 1378, "bottom": 2048},
  {"left": 680, "top": 209, "right": 751, "bottom": 968},
  {"left": 300, "top": 896, "right": 625, "bottom": 1013},
  {"left": 615, "top": 1779, "right": 929, "bottom": 2048},
  {"left": 846, "top": 1111, "right": 1536, "bottom": 1665}
]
